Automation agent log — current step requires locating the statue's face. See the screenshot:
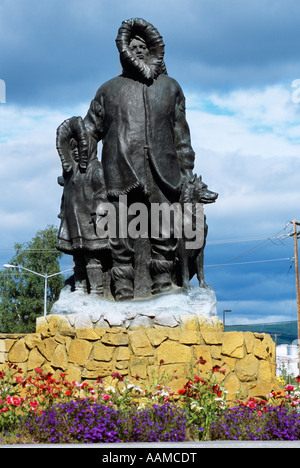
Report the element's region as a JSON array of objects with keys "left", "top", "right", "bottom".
[{"left": 129, "top": 37, "right": 150, "bottom": 64}]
